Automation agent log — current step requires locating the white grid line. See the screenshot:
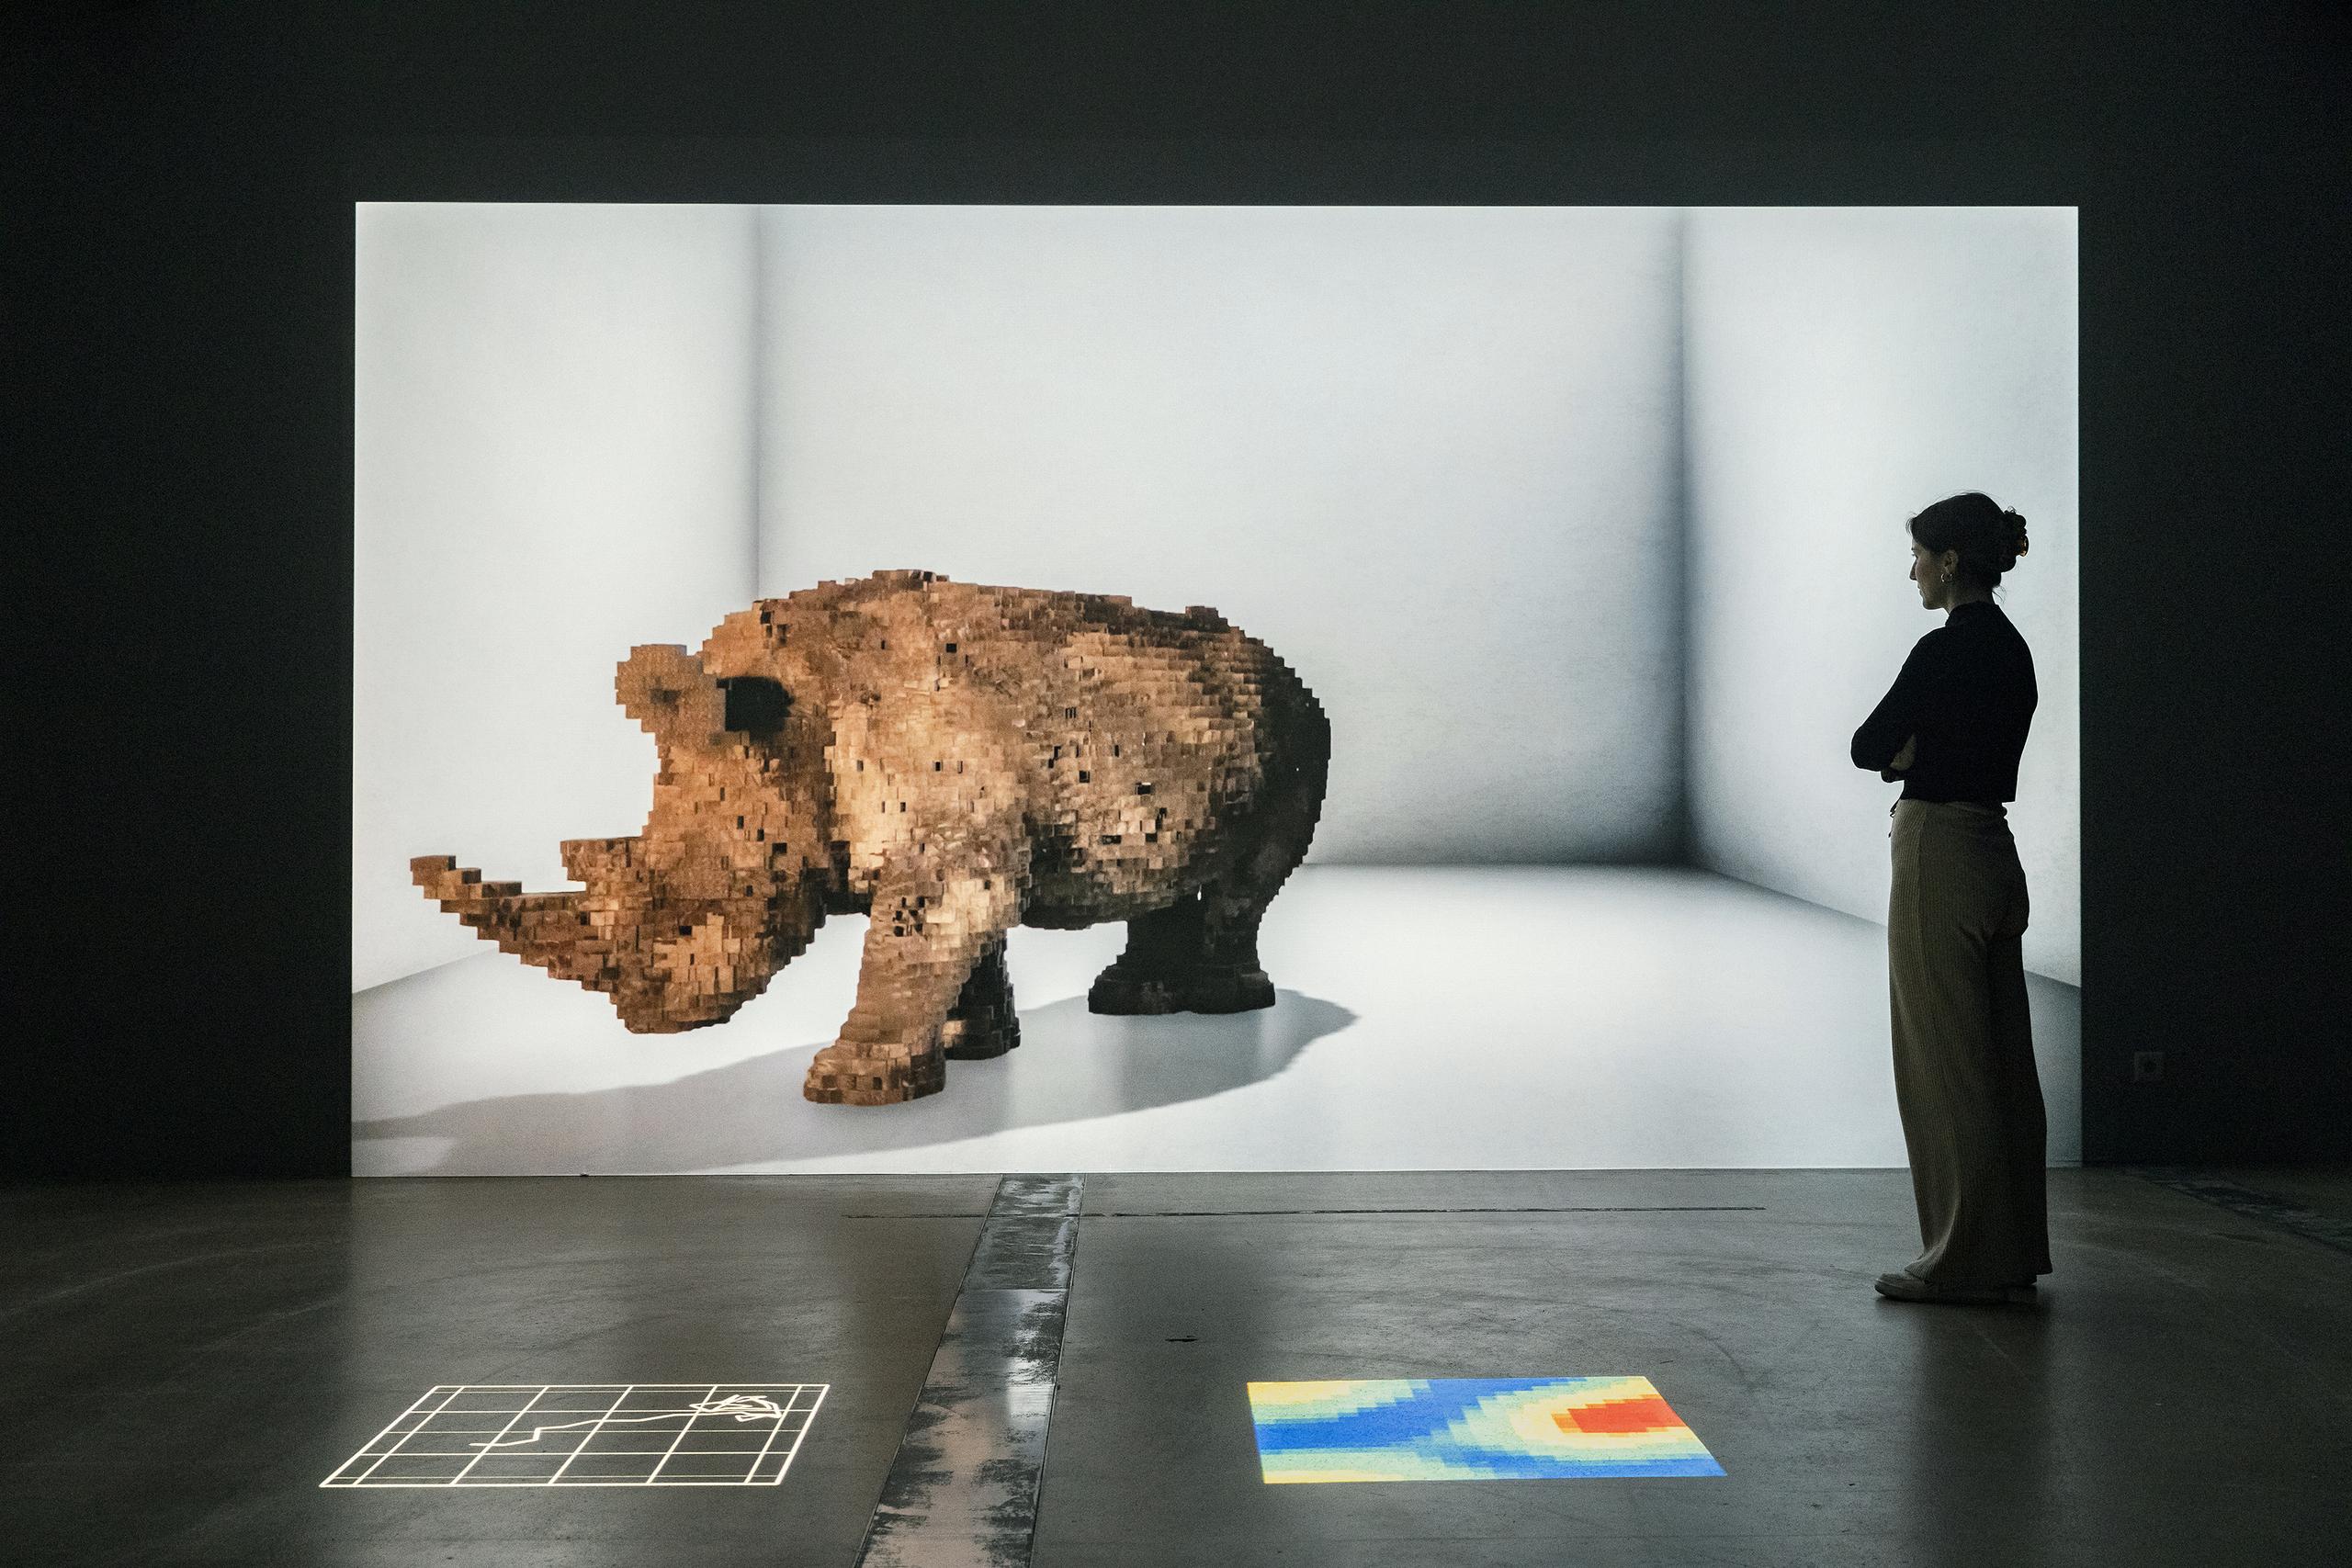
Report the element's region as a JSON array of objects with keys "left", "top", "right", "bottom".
[
  {"left": 744, "top": 1387, "right": 790, "bottom": 1482},
  {"left": 334, "top": 1383, "right": 463, "bottom": 1488},
  {"left": 641, "top": 1385, "right": 718, "bottom": 1486},
  {"left": 762, "top": 1383, "right": 828, "bottom": 1483},
  {"left": 446, "top": 1386, "right": 555, "bottom": 1484},
  {"left": 322, "top": 1384, "right": 828, "bottom": 1489},
  {"left": 544, "top": 1384, "right": 637, "bottom": 1485}
]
